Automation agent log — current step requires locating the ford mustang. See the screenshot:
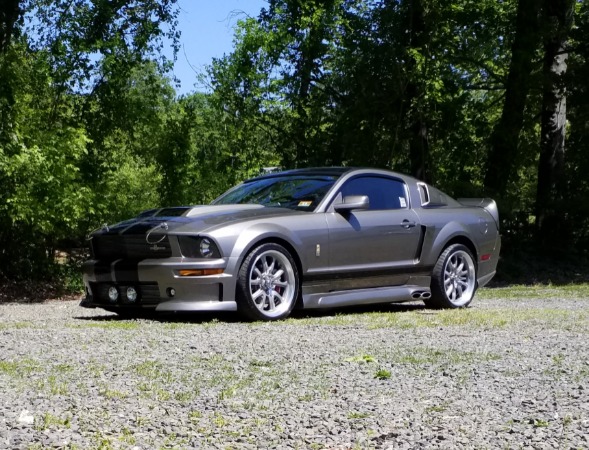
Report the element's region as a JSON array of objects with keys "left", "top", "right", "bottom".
[{"left": 81, "top": 167, "right": 501, "bottom": 320}]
